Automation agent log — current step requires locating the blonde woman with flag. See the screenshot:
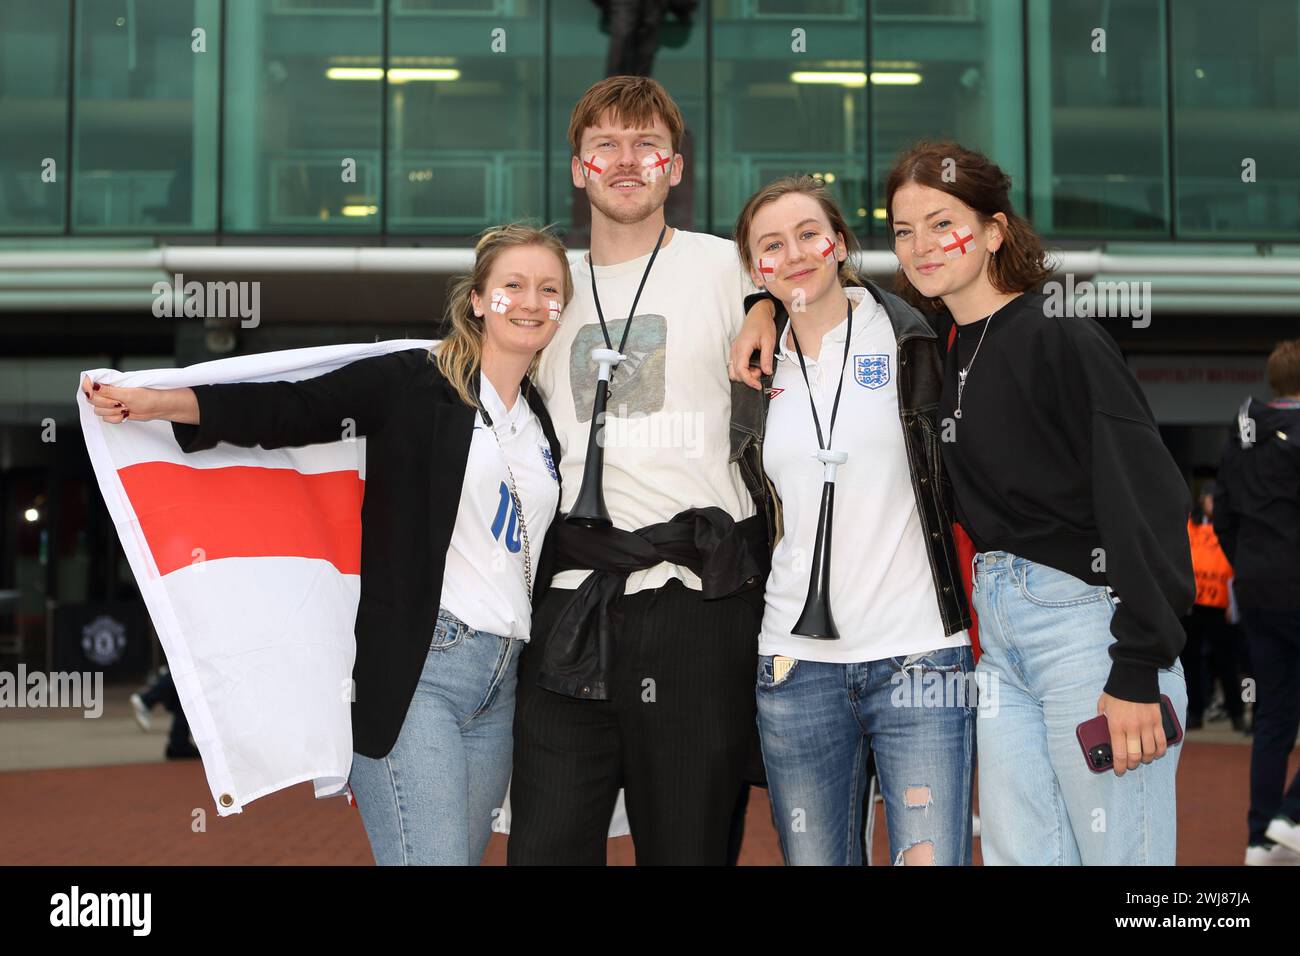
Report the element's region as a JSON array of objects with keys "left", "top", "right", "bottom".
[{"left": 81, "top": 223, "right": 570, "bottom": 866}]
